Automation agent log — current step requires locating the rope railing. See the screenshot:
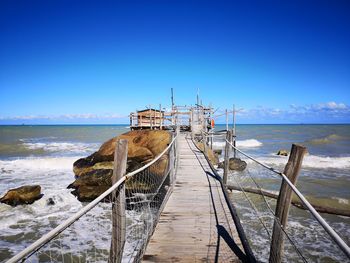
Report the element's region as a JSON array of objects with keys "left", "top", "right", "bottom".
[
  {"left": 189, "top": 133, "right": 257, "bottom": 262},
  {"left": 225, "top": 139, "right": 350, "bottom": 259},
  {"left": 199, "top": 130, "right": 349, "bottom": 262},
  {"left": 6, "top": 131, "right": 179, "bottom": 263}
]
